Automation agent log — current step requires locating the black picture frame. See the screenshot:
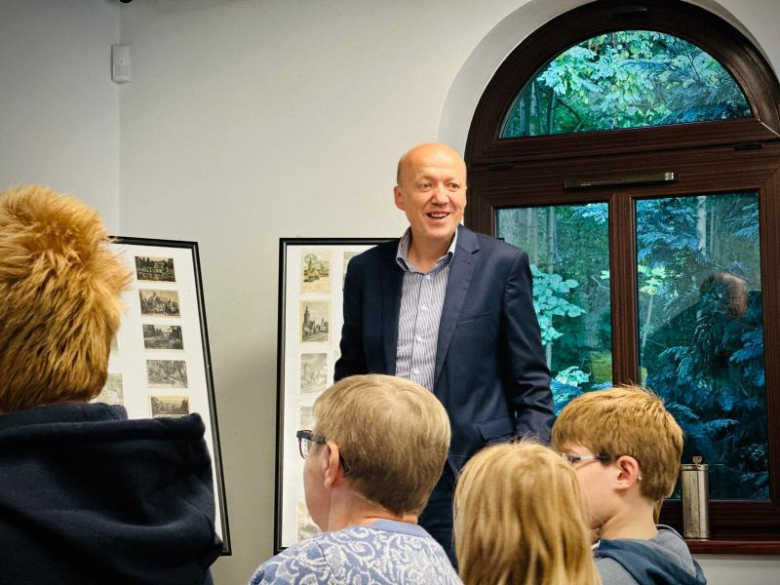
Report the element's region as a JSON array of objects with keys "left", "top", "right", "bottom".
[
  {"left": 274, "top": 237, "right": 390, "bottom": 553},
  {"left": 110, "top": 236, "right": 231, "bottom": 555}
]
